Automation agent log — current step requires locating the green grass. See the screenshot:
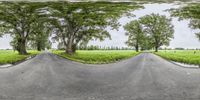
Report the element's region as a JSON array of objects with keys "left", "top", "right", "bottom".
[
  {"left": 0, "top": 50, "right": 40, "bottom": 65},
  {"left": 155, "top": 50, "right": 200, "bottom": 66},
  {"left": 53, "top": 50, "right": 140, "bottom": 64}
]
